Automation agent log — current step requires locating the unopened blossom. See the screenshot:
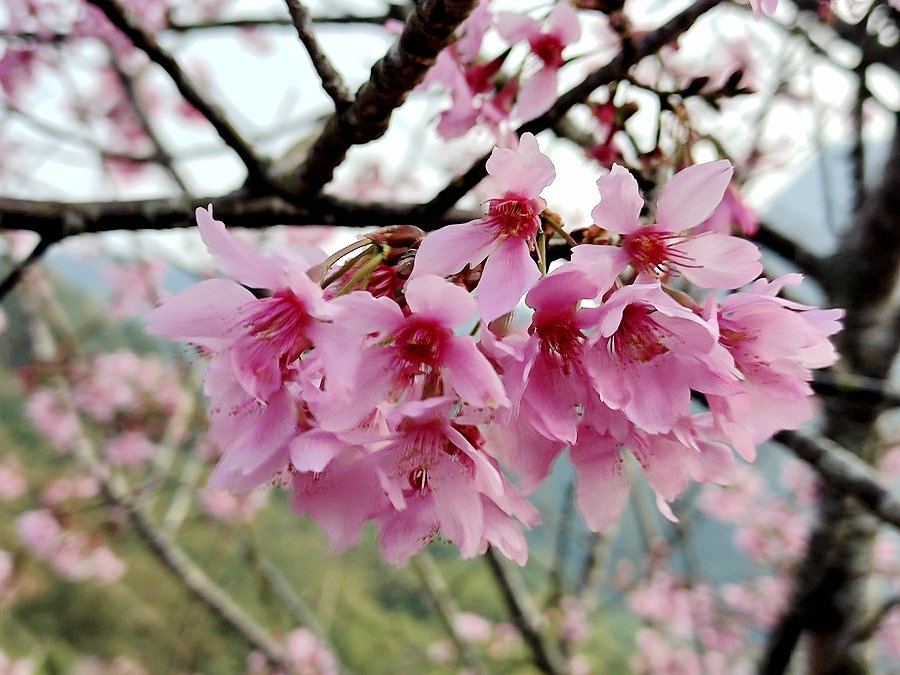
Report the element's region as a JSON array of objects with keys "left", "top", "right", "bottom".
[
  {"left": 497, "top": 3, "right": 582, "bottom": 121},
  {"left": 573, "top": 162, "right": 762, "bottom": 289},
  {"left": 412, "top": 133, "right": 554, "bottom": 321}
]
